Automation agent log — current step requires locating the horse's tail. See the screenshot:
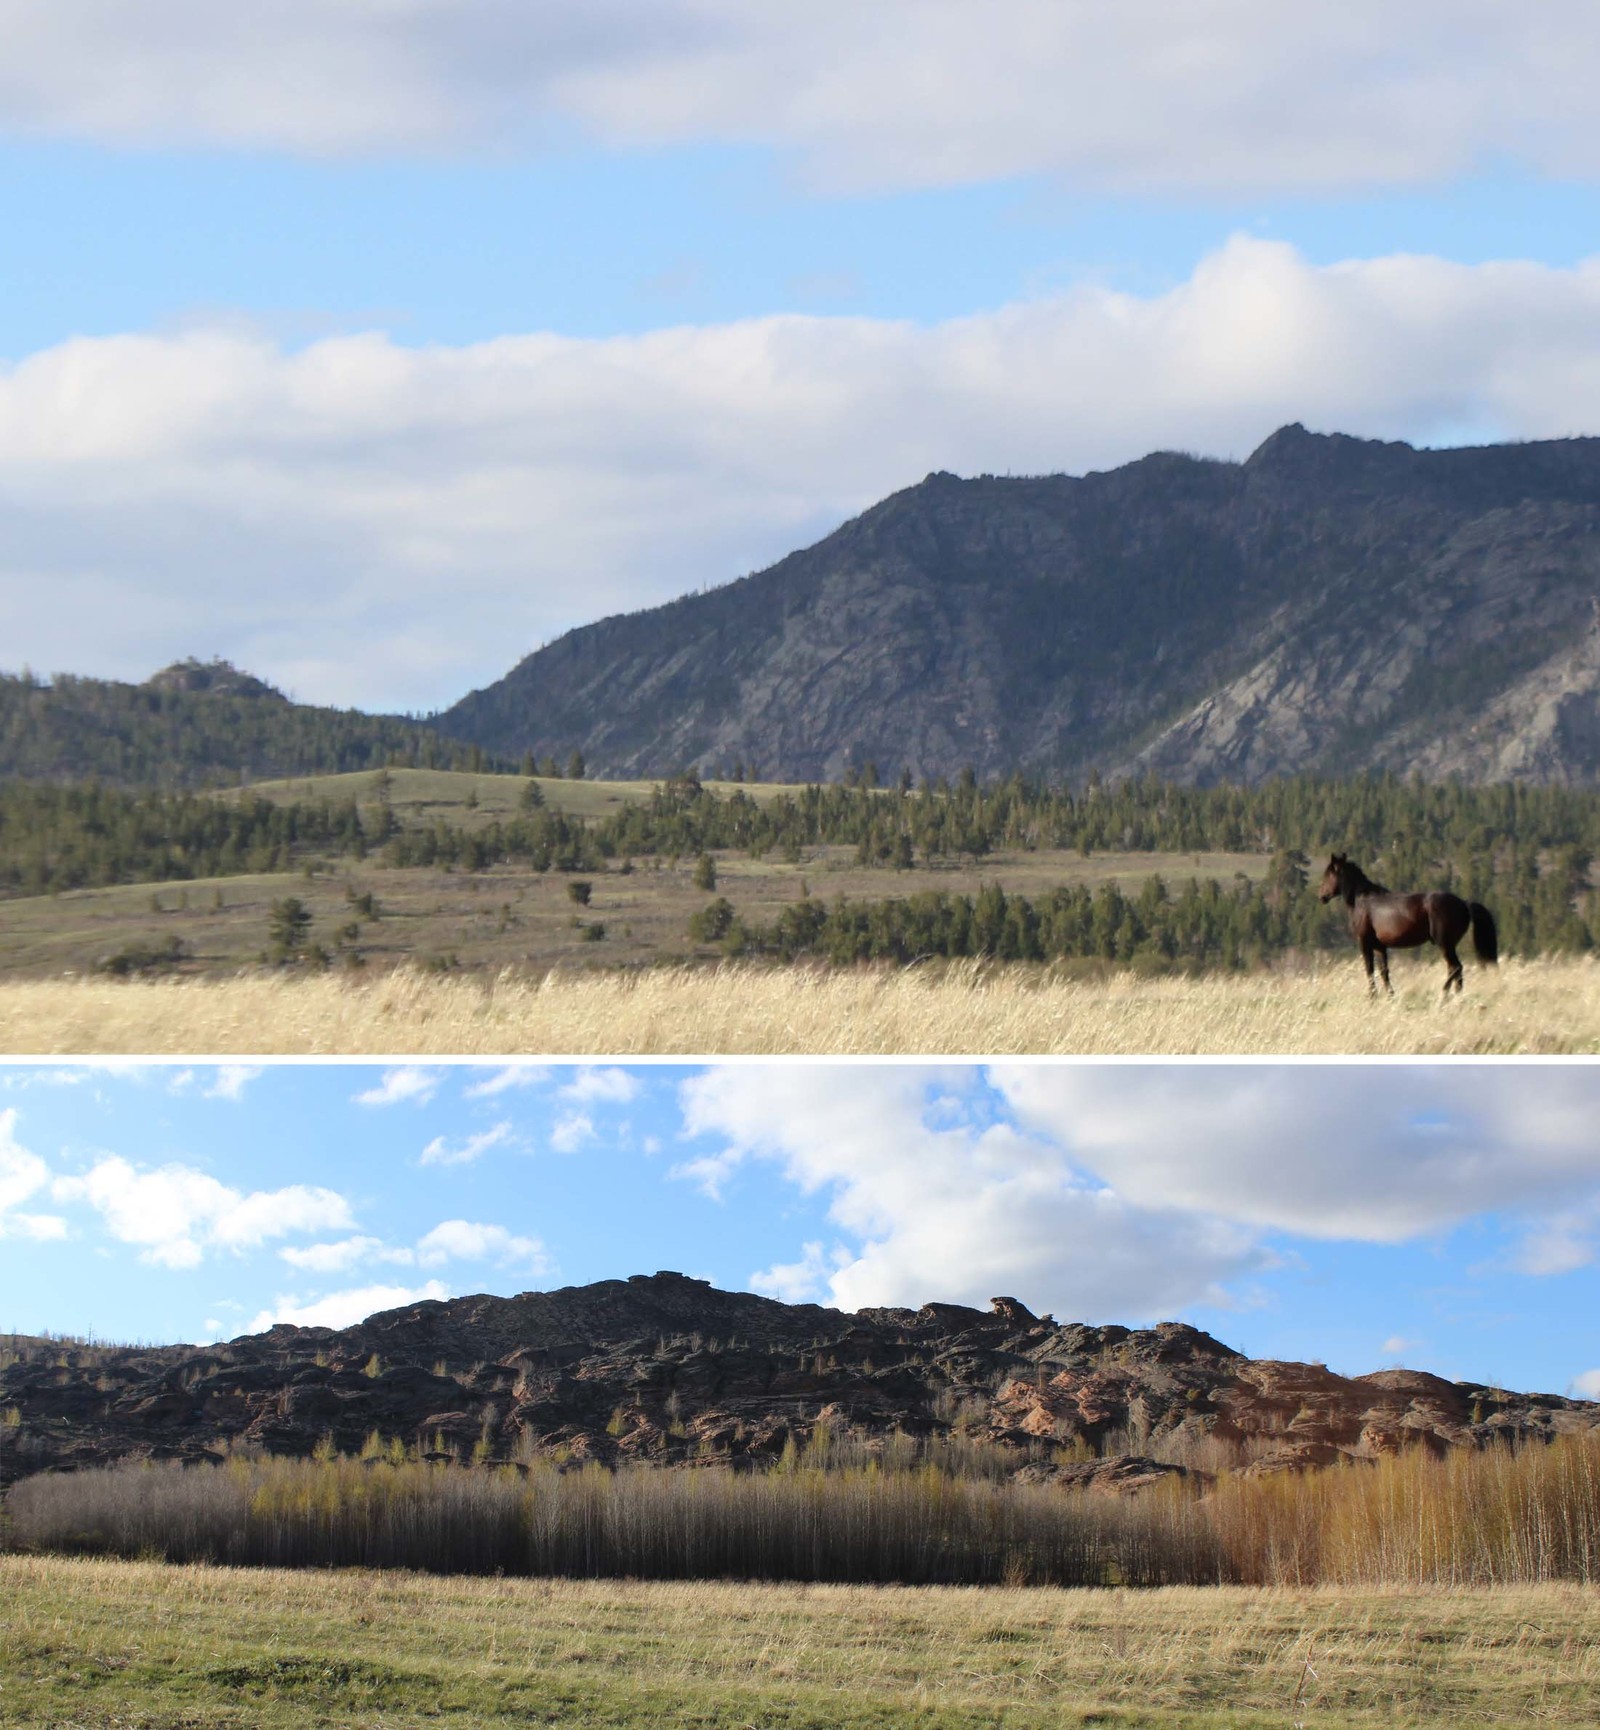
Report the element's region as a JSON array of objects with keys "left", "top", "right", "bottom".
[{"left": 1469, "top": 902, "right": 1498, "bottom": 965}]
